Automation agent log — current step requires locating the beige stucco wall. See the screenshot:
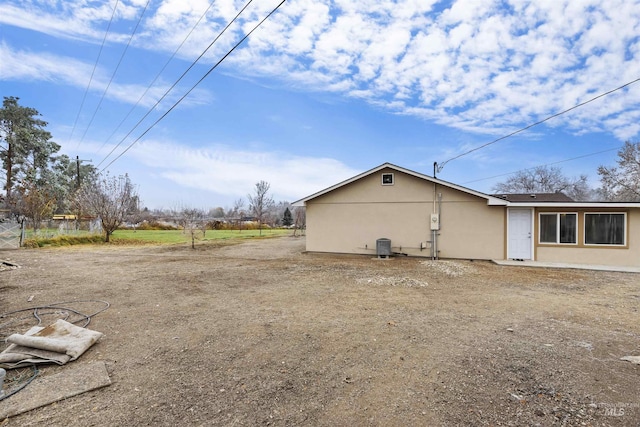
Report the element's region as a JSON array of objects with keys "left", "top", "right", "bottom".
[
  {"left": 305, "top": 168, "right": 505, "bottom": 259},
  {"left": 535, "top": 208, "right": 640, "bottom": 267}
]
